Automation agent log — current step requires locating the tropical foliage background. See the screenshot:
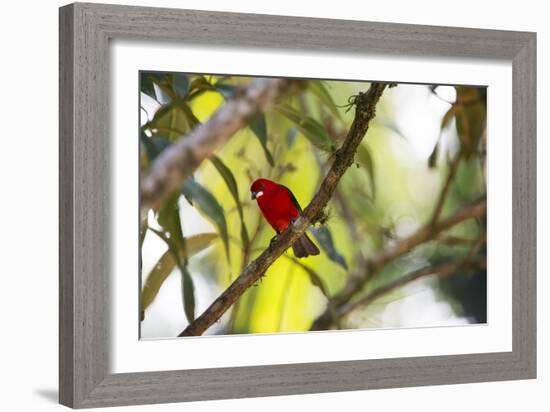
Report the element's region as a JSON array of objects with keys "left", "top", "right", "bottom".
[{"left": 139, "top": 72, "right": 487, "bottom": 338}]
